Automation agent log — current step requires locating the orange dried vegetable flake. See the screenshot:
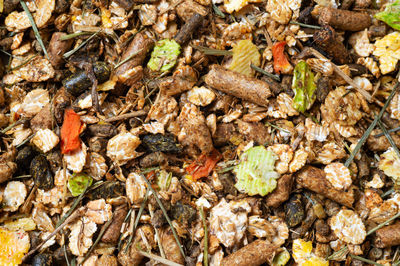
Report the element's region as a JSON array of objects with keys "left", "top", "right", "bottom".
[
  {"left": 60, "top": 109, "right": 83, "bottom": 154},
  {"left": 272, "top": 41, "right": 292, "bottom": 74},
  {"left": 186, "top": 149, "right": 222, "bottom": 180}
]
